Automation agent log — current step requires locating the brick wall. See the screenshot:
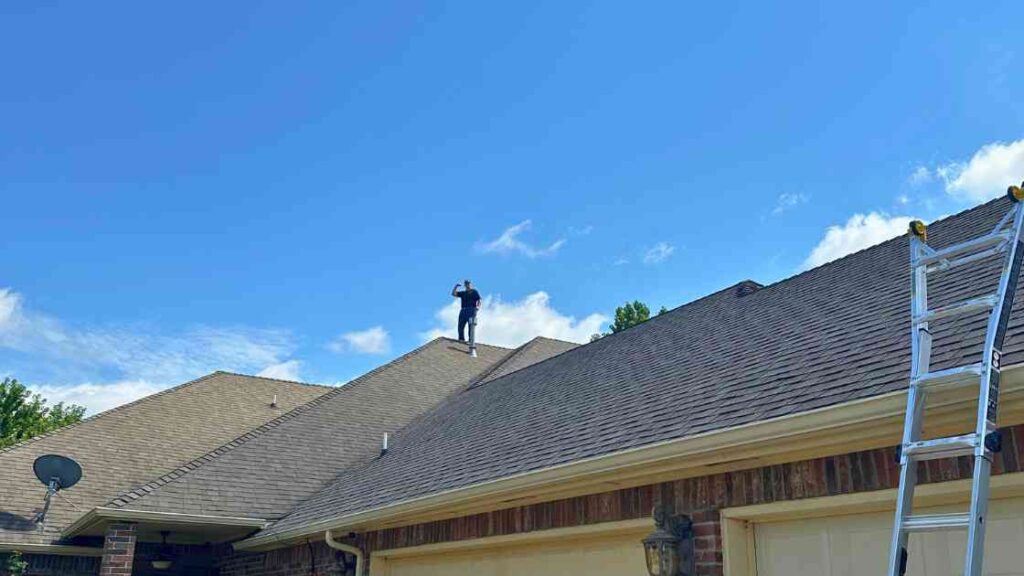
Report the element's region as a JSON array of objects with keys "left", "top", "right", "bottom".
[
  {"left": 215, "top": 541, "right": 356, "bottom": 576},
  {"left": 99, "top": 523, "right": 136, "bottom": 576},
  {"left": 193, "top": 425, "right": 1024, "bottom": 576}
]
